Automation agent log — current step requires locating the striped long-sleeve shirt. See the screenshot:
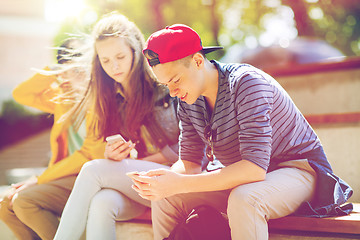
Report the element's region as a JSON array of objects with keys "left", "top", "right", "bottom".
[
  {"left": 178, "top": 60, "right": 353, "bottom": 218},
  {"left": 178, "top": 60, "right": 323, "bottom": 171}
]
